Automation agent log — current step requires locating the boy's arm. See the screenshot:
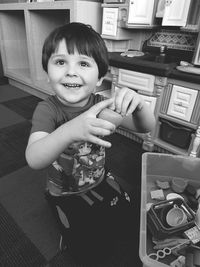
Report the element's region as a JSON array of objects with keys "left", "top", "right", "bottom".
[
  {"left": 25, "top": 121, "right": 77, "bottom": 170},
  {"left": 120, "top": 101, "right": 156, "bottom": 133},
  {"left": 111, "top": 87, "right": 156, "bottom": 133},
  {"left": 26, "top": 98, "right": 116, "bottom": 170}
]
